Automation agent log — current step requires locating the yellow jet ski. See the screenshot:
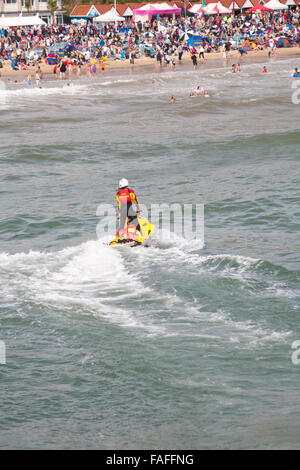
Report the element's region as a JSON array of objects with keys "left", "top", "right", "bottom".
[{"left": 109, "top": 215, "right": 155, "bottom": 247}]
